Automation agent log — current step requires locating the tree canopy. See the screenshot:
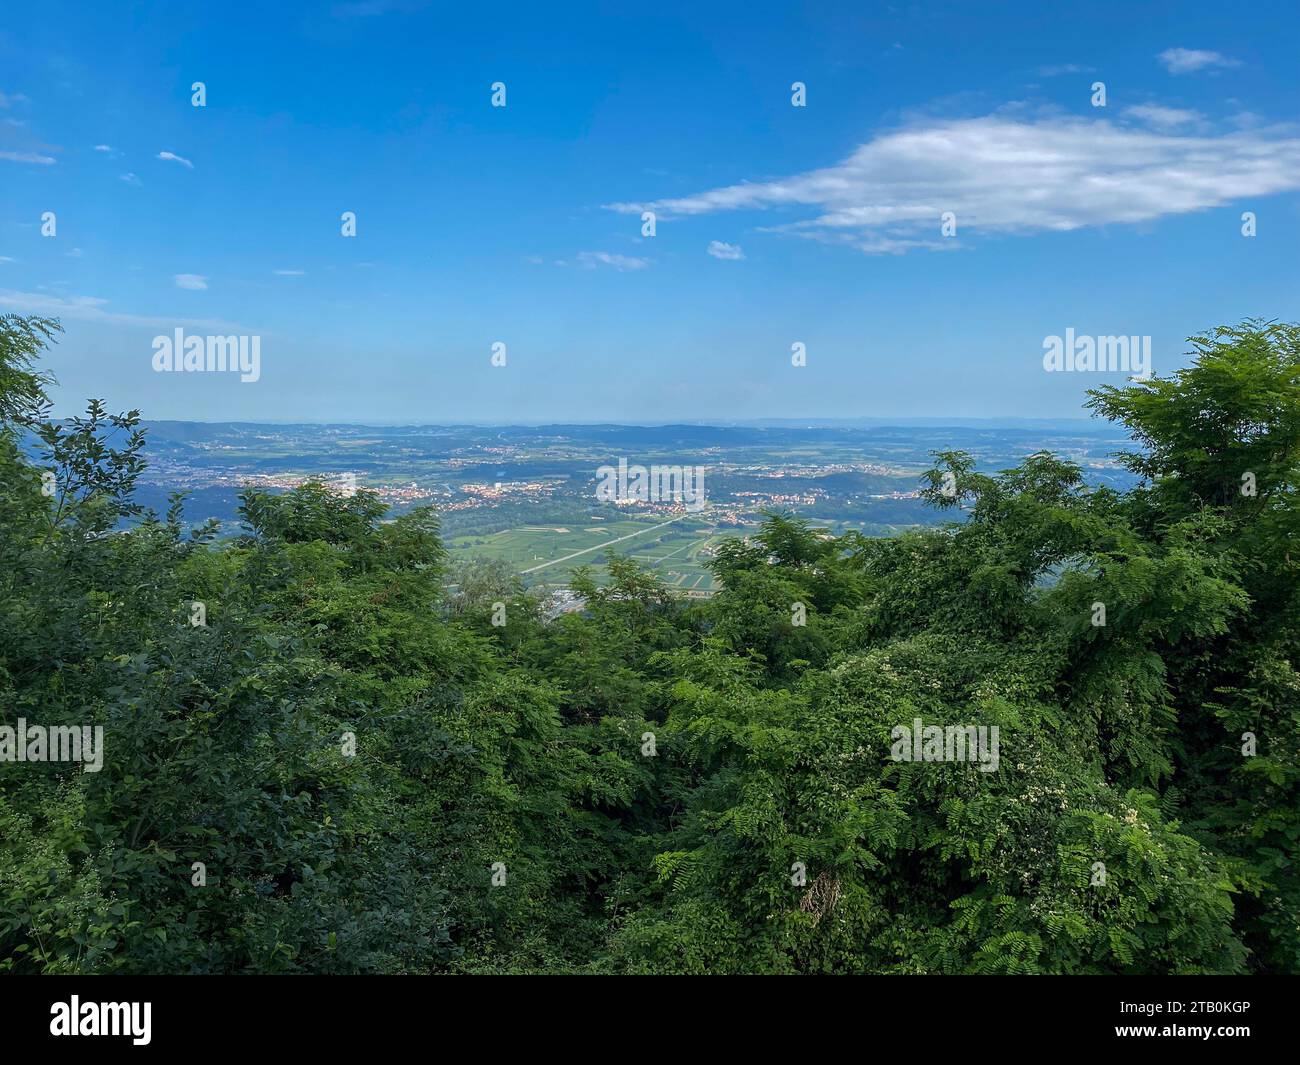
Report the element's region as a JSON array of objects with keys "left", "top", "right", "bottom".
[{"left": 1, "top": 316, "right": 1296, "bottom": 974}]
